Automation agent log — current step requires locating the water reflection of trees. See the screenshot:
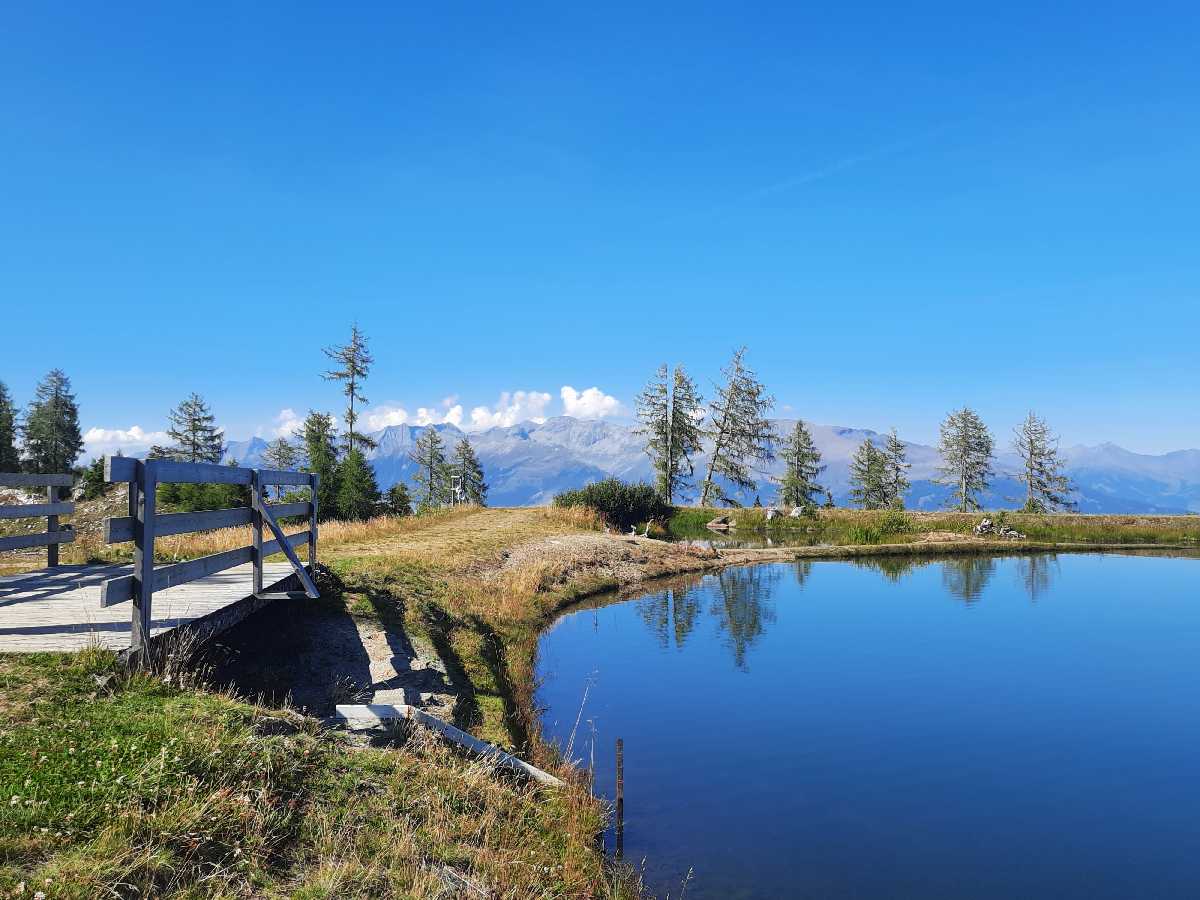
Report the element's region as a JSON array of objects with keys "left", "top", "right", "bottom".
[
  {"left": 710, "top": 566, "right": 781, "bottom": 670},
  {"left": 635, "top": 587, "right": 704, "bottom": 650},
  {"left": 1017, "top": 553, "right": 1059, "bottom": 602},
  {"left": 851, "top": 556, "right": 925, "bottom": 583},
  {"left": 940, "top": 556, "right": 996, "bottom": 603}
]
